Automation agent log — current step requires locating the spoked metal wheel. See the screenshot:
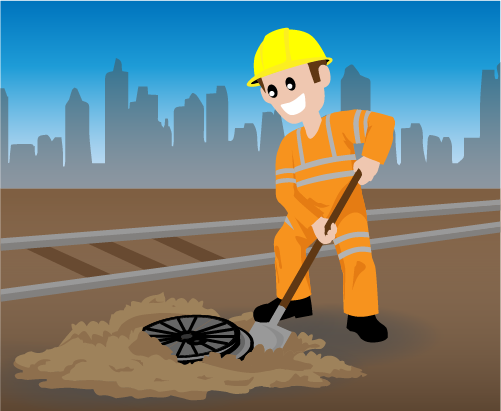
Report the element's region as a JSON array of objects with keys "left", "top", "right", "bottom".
[{"left": 143, "top": 315, "right": 241, "bottom": 363}]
